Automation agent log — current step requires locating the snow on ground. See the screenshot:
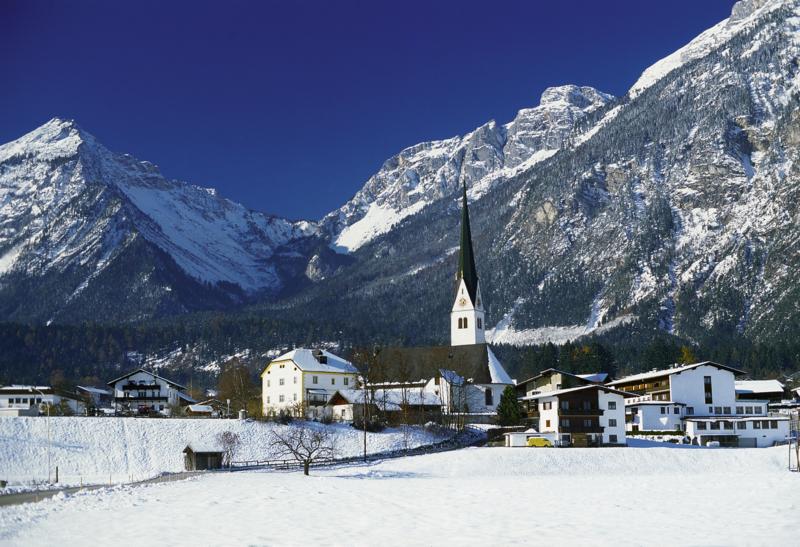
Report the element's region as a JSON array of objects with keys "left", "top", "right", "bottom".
[
  {"left": 1, "top": 446, "right": 797, "bottom": 546},
  {"left": 0, "top": 417, "right": 447, "bottom": 487}
]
